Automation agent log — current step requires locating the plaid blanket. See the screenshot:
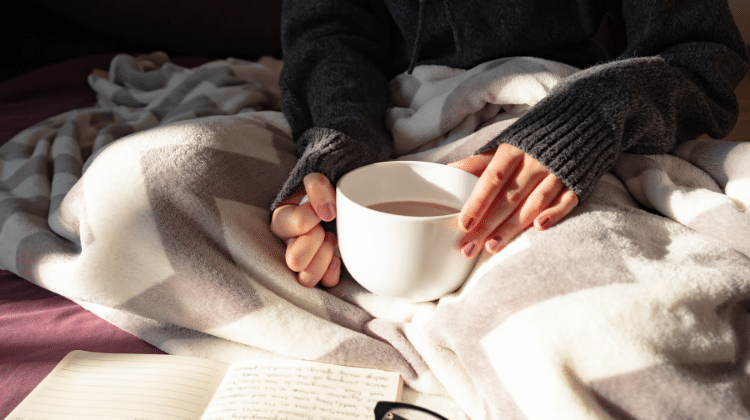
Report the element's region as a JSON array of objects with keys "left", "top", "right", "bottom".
[{"left": 2, "top": 52, "right": 750, "bottom": 420}]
